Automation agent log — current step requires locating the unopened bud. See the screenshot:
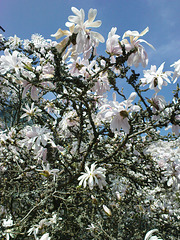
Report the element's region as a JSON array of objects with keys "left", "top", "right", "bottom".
[
  {"left": 103, "top": 205, "right": 112, "bottom": 216},
  {"left": 115, "top": 191, "right": 121, "bottom": 201},
  {"left": 91, "top": 195, "right": 97, "bottom": 204}
]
